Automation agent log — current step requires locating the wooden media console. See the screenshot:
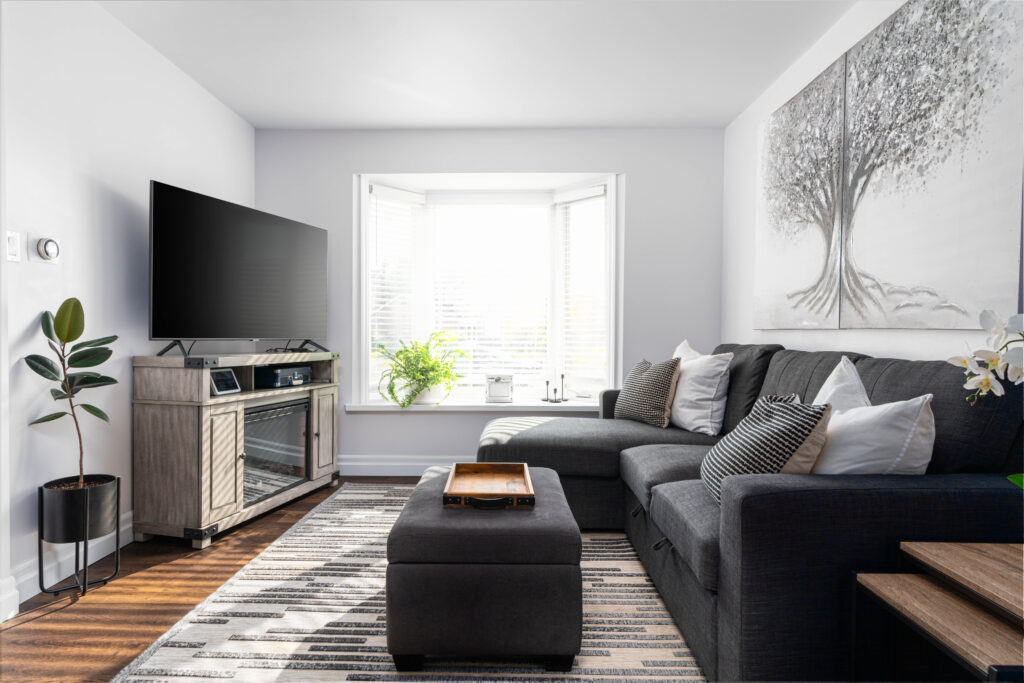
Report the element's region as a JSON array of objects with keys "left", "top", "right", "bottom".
[{"left": 131, "top": 351, "right": 339, "bottom": 548}]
